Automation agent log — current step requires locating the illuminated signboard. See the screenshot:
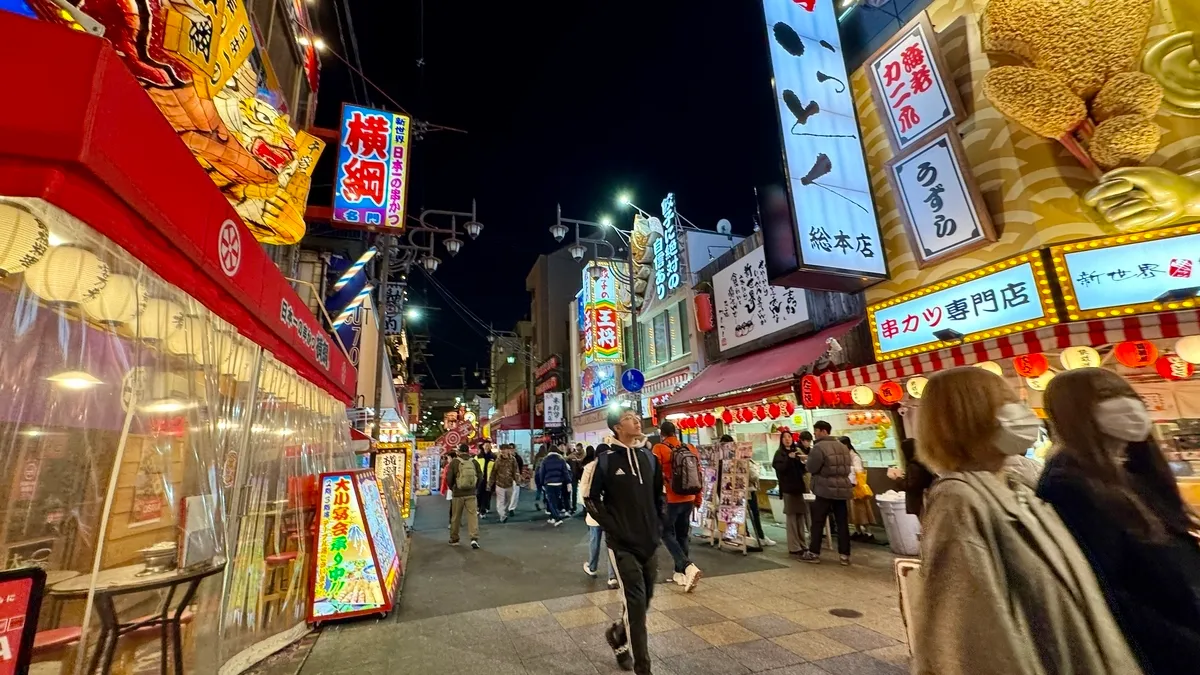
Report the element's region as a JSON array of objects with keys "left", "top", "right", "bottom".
[
  {"left": 355, "top": 472, "right": 400, "bottom": 594},
  {"left": 761, "top": 0, "right": 886, "bottom": 288},
  {"left": 713, "top": 246, "right": 809, "bottom": 353},
  {"left": 332, "top": 104, "right": 413, "bottom": 231},
  {"left": 583, "top": 262, "right": 624, "bottom": 363},
  {"left": 581, "top": 363, "right": 617, "bottom": 412},
  {"left": 309, "top": 471, "right": 396, "bottom": 623},
  {"left": 649, "top": 193, "right": 688, "bottom": 306},
  {"left": 577, "top": 290, "right": 591, "bottom": 363},
  {"left": 868, "top": 252, "right": 1057, "bottom": 360},
  {"left": 1052, "top": 226, "right": 1200, "bottom": 321}
]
